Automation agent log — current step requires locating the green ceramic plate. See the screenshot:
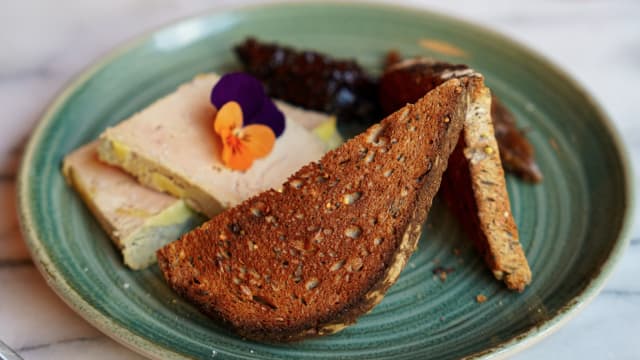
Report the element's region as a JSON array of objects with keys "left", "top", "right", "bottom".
[{"left": 18, "top": 3, "right": 633, "bottom": 359}]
